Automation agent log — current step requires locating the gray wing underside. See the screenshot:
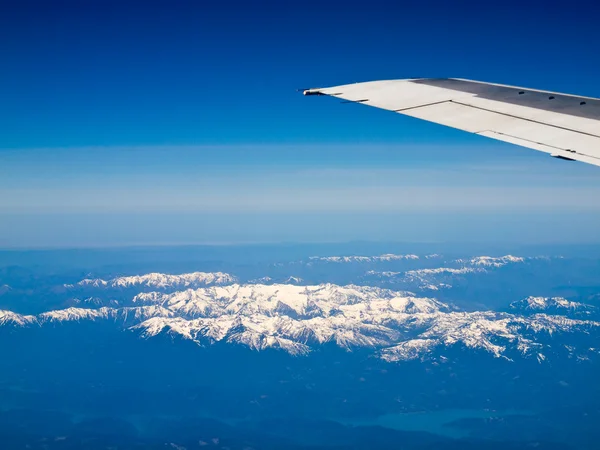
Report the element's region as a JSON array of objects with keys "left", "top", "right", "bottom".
[{"left": 304, "top": 78, "right": 600, "bottom": 167}]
